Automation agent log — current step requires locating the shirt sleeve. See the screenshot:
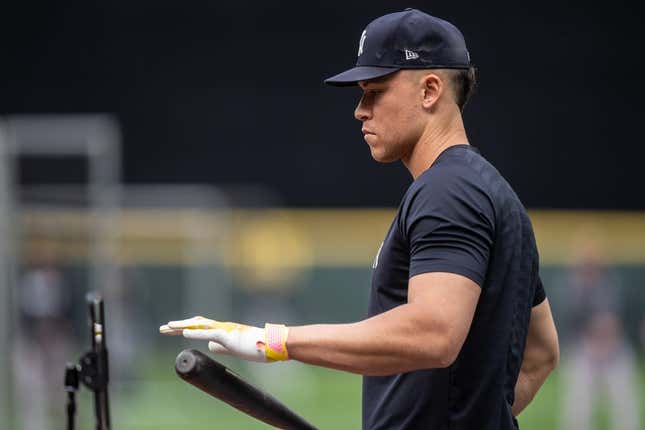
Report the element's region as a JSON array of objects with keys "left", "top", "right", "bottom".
[
  {"left": 402, "top": 168, "right": 495, "bottom": 287},
  {"left": 533, "top": 276, "right": 546, "bottom": 306}
]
